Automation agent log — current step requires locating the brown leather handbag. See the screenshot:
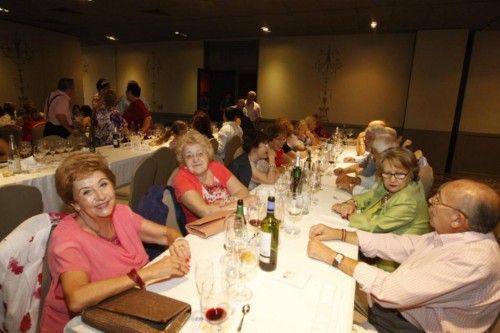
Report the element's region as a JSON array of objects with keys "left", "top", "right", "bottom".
[{"left": 82, "top": 288, "right": 191, "bottom": 333}]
